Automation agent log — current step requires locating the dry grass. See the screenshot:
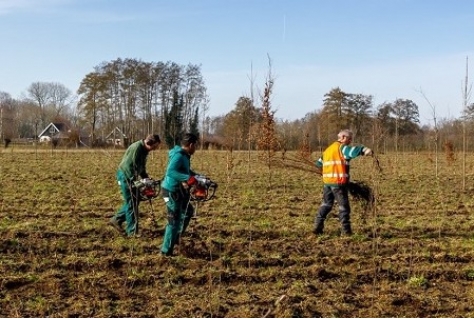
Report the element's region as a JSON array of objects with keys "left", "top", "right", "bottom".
[{"left": 1, "top": 148, "right": 474, "bottom": 317}]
